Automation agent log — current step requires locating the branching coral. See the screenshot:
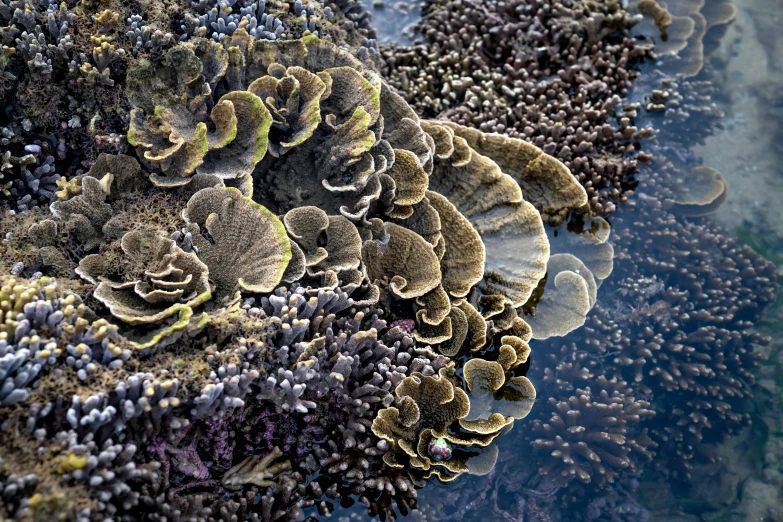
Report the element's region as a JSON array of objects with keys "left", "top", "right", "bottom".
[
  {"left": 531, "top": 366, "right": 656, "bottom": 487},
  {"left": 0, "top": 152, "right": 59, "bottom": 213},
  {"left": 0, "top": 277, "right": 433, "bottom": 519},
  {"left": 382, "top": 0, "right": 651, "bottom": 217}
]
